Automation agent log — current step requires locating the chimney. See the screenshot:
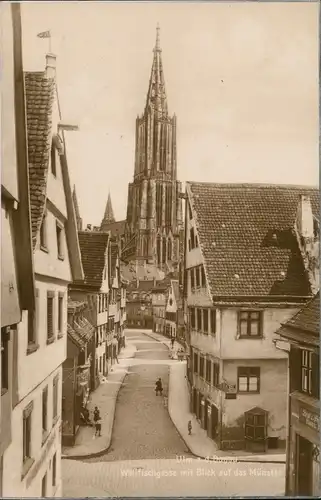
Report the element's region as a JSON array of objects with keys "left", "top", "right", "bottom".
[
  {"left": 45, "top": 53, "right": 56, "bottom": 79},
  {"left": 296, "top": 195, "right": 314, "bottom": 239}
]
